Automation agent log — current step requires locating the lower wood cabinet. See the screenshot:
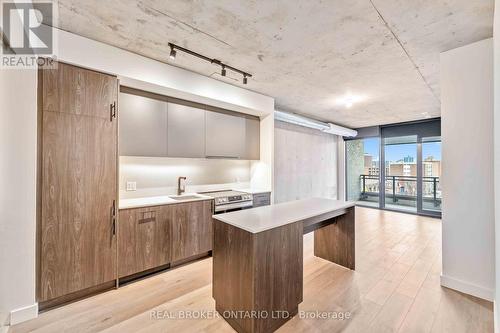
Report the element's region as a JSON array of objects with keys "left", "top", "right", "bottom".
[
  {"left": 118, "top": 206, "right": 171, "bottom": 278},
  {"left": 171, "top": 200, "right": 214, "bottom": 263},
  {"left": 118, "top": 199, "right": 214, "bottom": 278}
]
